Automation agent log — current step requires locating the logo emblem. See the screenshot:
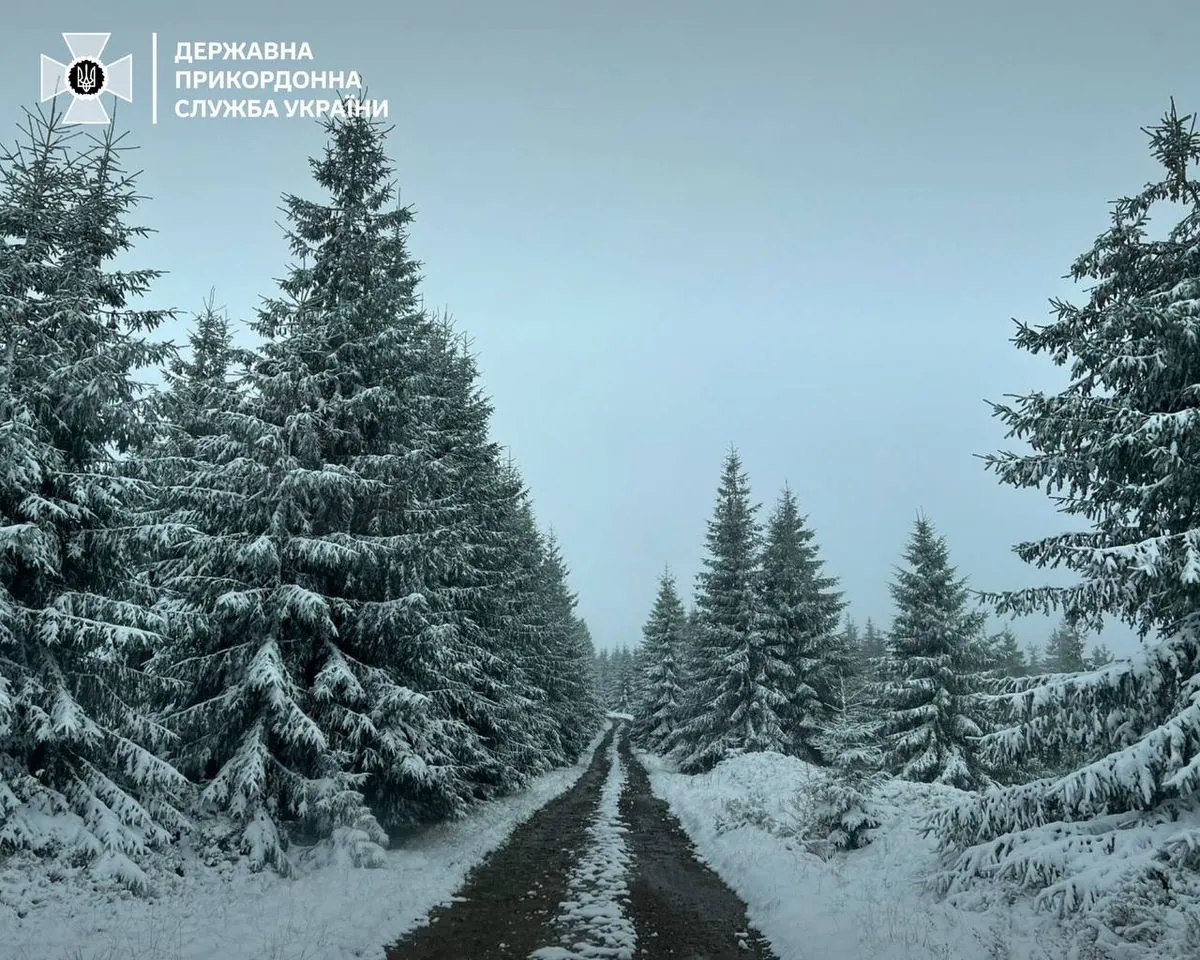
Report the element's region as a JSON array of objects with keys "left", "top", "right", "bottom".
[{"left": 41, "top": 34, "right": 132, "bottom": 124}]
